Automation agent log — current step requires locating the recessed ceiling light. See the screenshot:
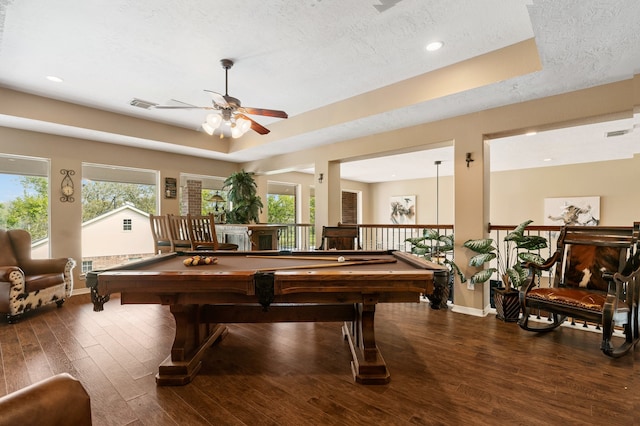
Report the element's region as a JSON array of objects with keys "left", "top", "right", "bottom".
[
  {"left": 525, "top": 131, "right": 537, "bottom": 136},
  {"left": 46, "top": 75, "right": 63, "bottom": 83},
  {"left": 426, "top": 41, "right": 444, "bottom": 52},
  {"left": 543, "top": 158, "right": 552, "bottom": 162}
]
